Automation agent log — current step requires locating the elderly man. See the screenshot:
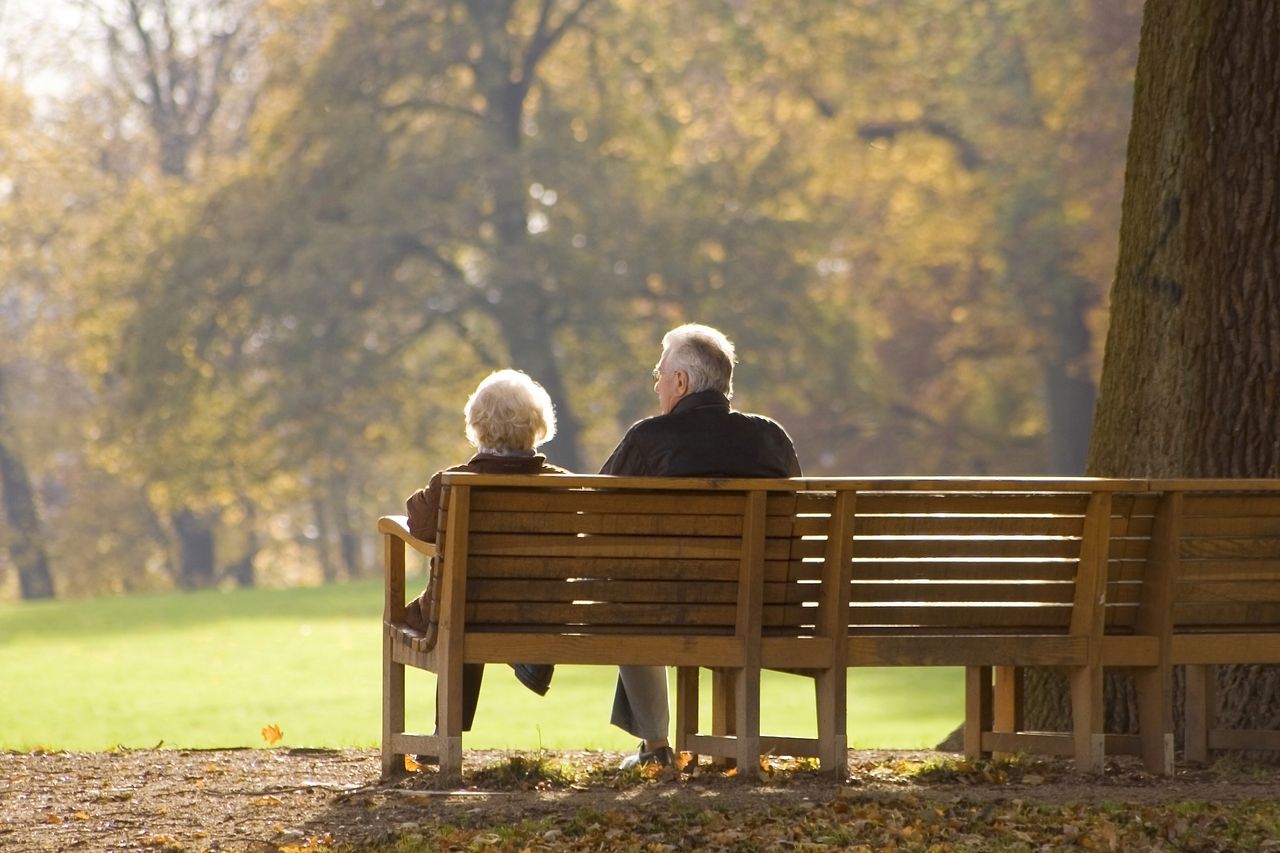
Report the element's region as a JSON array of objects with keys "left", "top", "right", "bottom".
[{"left": 601, "top": 323, "right": 802, "bottom": 768}]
